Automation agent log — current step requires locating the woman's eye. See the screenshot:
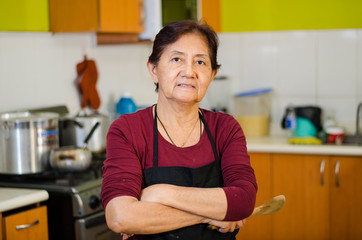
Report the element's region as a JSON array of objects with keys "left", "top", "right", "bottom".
[
  {"left": 172, "top": 57, "right": 181, "bottom": 62},
  {"left": 196, "top": 60, "right": 205, "bottom": 65}
]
